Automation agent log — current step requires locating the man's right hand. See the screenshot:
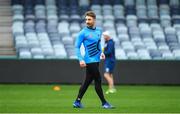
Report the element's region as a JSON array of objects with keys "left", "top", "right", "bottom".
[{"left": 79, "top": 60, "right": 86, "bottom": 68}]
